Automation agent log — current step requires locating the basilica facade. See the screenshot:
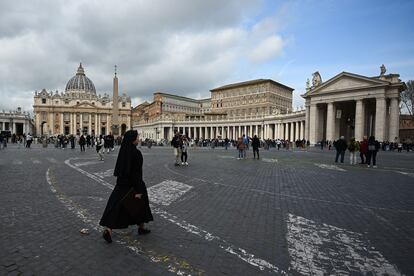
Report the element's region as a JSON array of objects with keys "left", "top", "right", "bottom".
[{"left": 33, "top": 64, "right": 131, "bottom": 137}]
